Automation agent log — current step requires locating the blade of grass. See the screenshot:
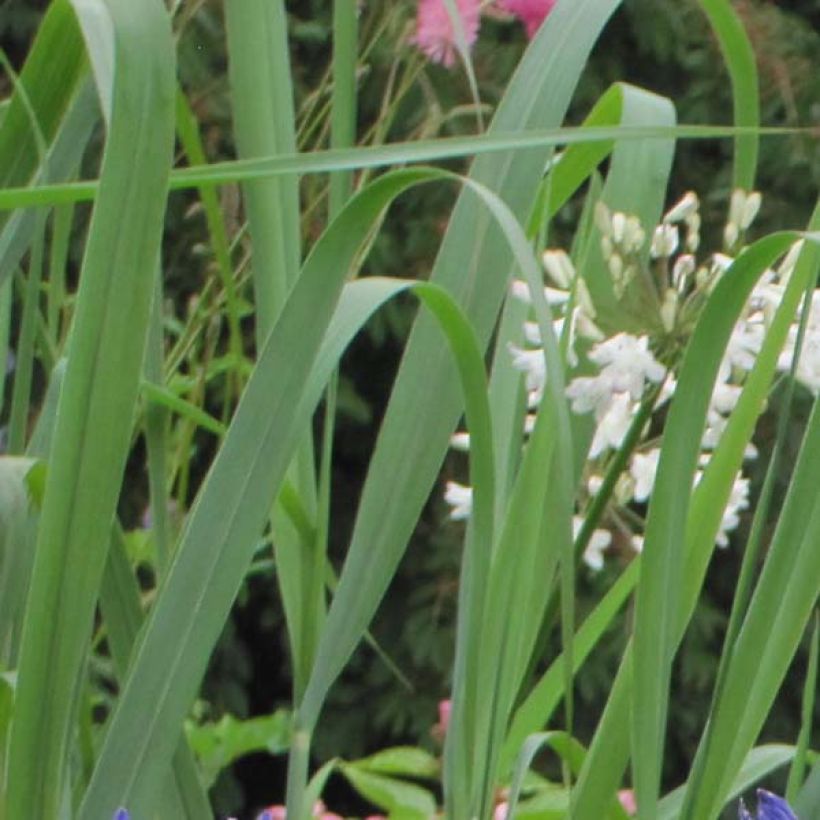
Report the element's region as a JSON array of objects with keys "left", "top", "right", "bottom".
[
  {"left": 0, "top": 124, "right": 794, "bottom": 212},
  {"left": 4, "top": 0, "right": 175, "bottom": 814},
  {"left": 697, "top": 0, "right": 760, "bottom": 189}
]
